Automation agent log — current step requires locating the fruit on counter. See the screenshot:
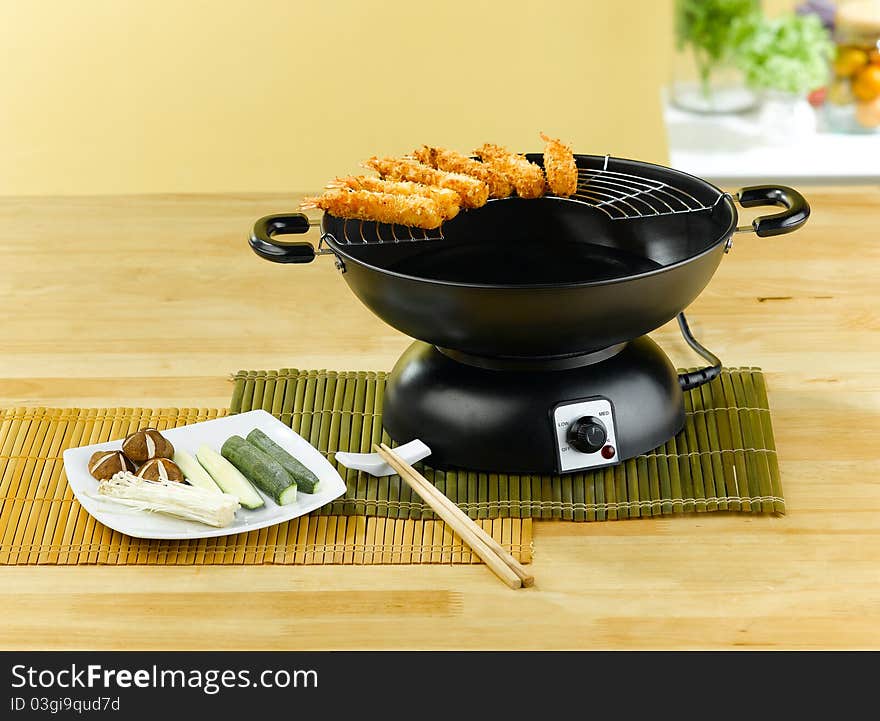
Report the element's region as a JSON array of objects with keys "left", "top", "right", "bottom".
[
  {"left": 870, "top": 49, "right": 880, "bottom": 66},
  {"left": 136, "top": 457, "right": 185, "bottom": 483},
  {"left": 196, "top": 445, "right": 265, "bottom": 509},
  {"left": 246, "top": 428, "right": 320, "bottom": 494},
  {"left": 122, "top": 428, "right": 174, "bottom": 463},
  {"left": 95, "top": 471, "right": 240, "bottom": 528},
  {"left": 855, "top": 96, "right": 880, "bottom": 128},
  {"left": 827, "top": 78, "right": 855, "bottom": 106},
  {"left": 833, "top": 46, "right": 869, "bottom": 77},
  {"left": 853, "top": 65, "right": 880, "bottom": 101},
  {"left": 88, "top": 450, "right": 136, "bottom": 480},
  {"left": 807, "top": 86, "right": 827, "bottom": 107},
  {"left": 173, "top": 449, "right": 221, "bottom": 492},
  {"left": 221, "top": 436, "right": 298, "bottom": 506}
]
